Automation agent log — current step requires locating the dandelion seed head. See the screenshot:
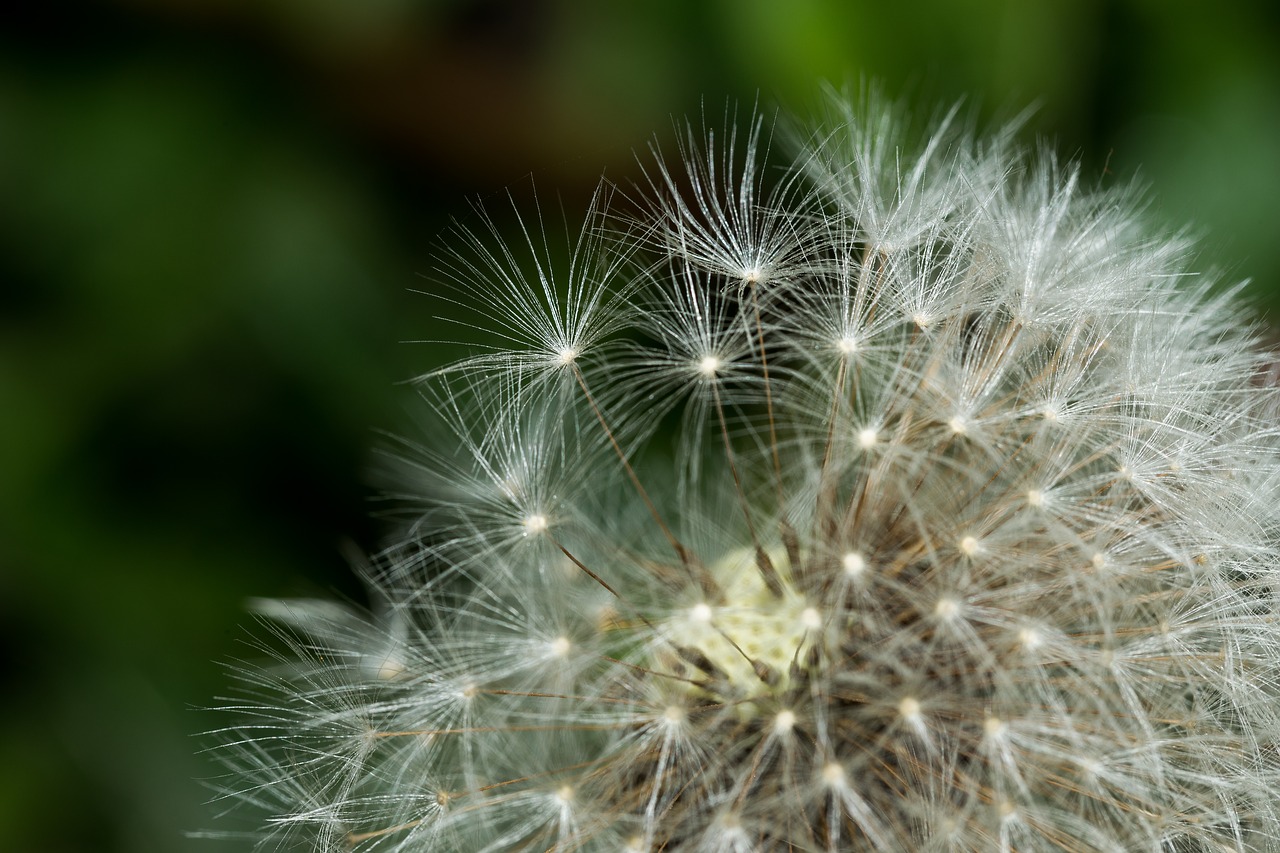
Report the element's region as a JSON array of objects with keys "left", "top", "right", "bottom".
[{"left": 210, "top": 90, "right": 1280, "bottom": 852}]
